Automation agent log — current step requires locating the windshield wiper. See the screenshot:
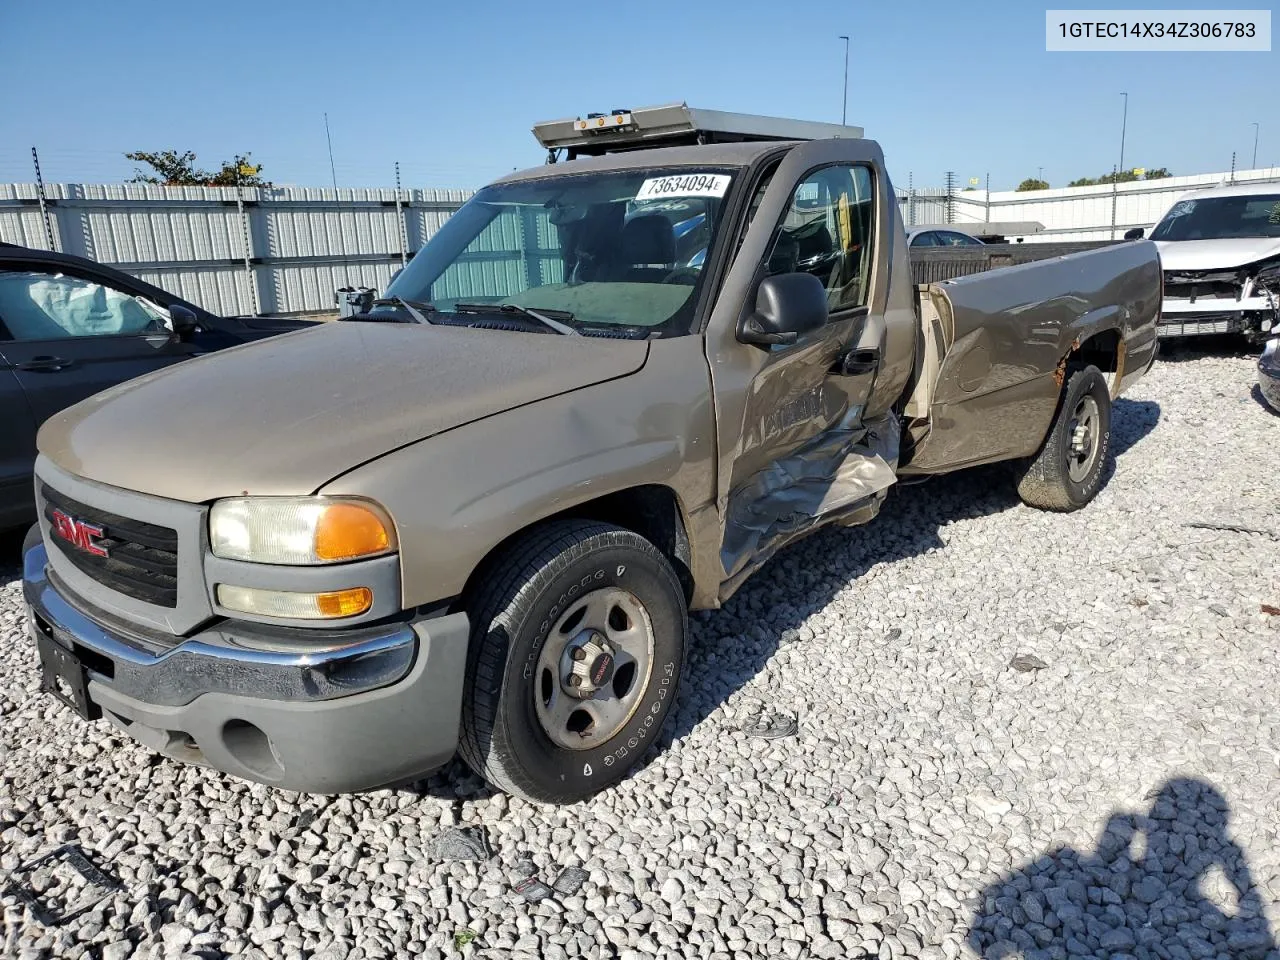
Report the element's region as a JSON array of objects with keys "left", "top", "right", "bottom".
[
  {"left": 366, "top": 296, "right": 437, "bottom": 324},
  {"left": 453, "top": 302, "right": 578, "bottom": 336}
]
